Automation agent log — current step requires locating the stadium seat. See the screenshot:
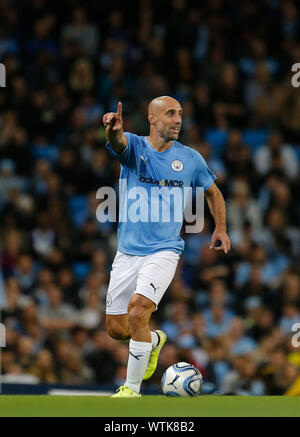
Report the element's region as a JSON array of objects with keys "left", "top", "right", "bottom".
[
  {"left": 204, "top": 129, "right": 228, "bottom": 157},
  {"left": 291, "top": 145, "right": 300, "bottom": 160},
  {"left": 242, "top": 129, "right": 269, "bottom": 154},
  {"left": 68, "top": 195, "right": 88, "bottom": 227},
  {"left": 31, "top": 144, "right": 59, "bottom": 164},
  {"left": 72, "top": 261, "right": 91, "bottom": 283}
]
